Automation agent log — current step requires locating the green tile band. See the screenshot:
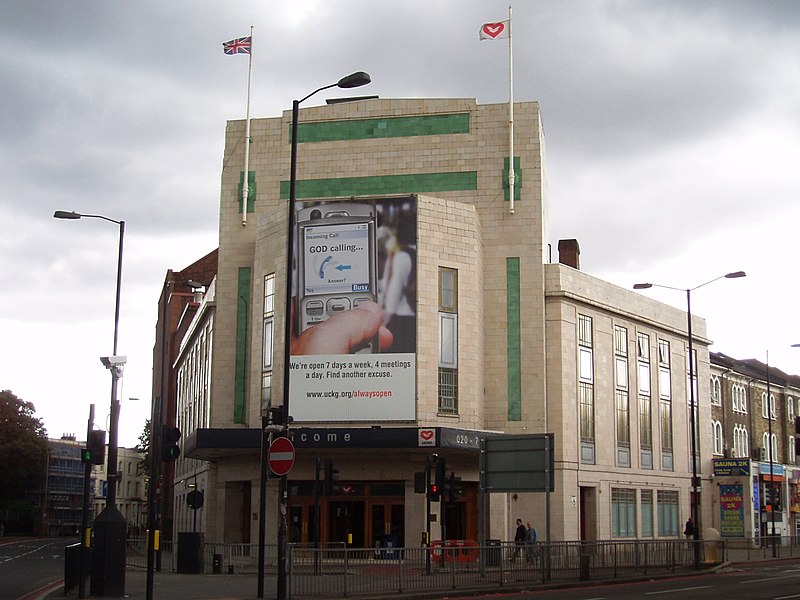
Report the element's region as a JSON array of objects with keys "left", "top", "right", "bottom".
[
  {"left": 292, "top": 113, "right": 470, "bottom": 143},
  {"left": 279, "top": 171, "right": 477, "bottom": 199},
  {"left": 507, "top": 257, "right": 521, "bottom": 421},
  {"left": 238, "top": 171, "right": 256, "bottom": 213},
  {"left": 234, "top": 267, "right": 251, "bottom": 424},
  {"left": 504, "top": 157, "right": 522, "bottom": 202}
]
